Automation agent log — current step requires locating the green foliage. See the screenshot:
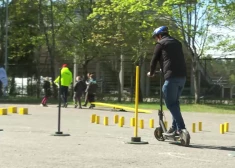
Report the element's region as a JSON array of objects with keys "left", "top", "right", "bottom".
[
  {"left": 207, "top": 0, "right": 235, "bottom": 53},
  {"left": 9, "top": 0, "right": 39, "bottom": 58},
  {"left": 2, "top": 0, "right": 233, "bottom": 84},
  {"left": 0, "top": 1, "right": 6, "bottom": 63},
  {"left": 53, "top": 0, "right": 103, "bottom": 64},
  {"left": 158, "top": 0, "right": 217, "bottom": 57},
  {"left": 88, "top": 0, "right": 161, "bottom": 62}
]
